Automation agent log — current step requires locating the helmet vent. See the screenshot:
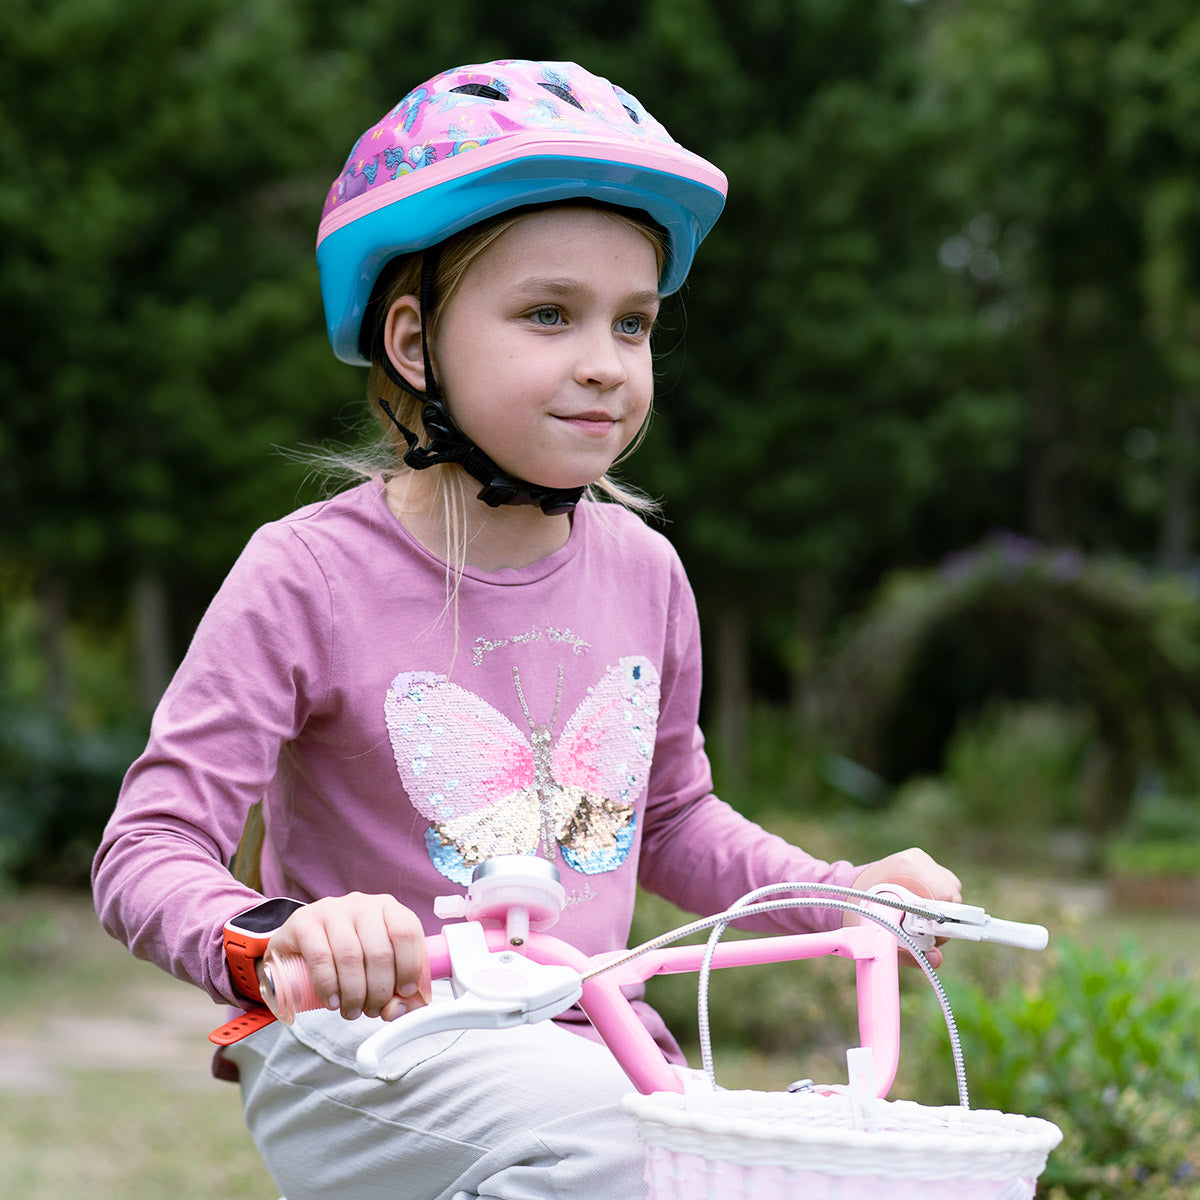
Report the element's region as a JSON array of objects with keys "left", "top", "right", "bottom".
[
  {"left": 621, "top": 105, "right": 641, "bottom": 124},
  {"left": 538, "top": 81, "right": 585, "bottom": 111},
  {"left": 450, "top": 83, "right": 509, "bottom": 101}
]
